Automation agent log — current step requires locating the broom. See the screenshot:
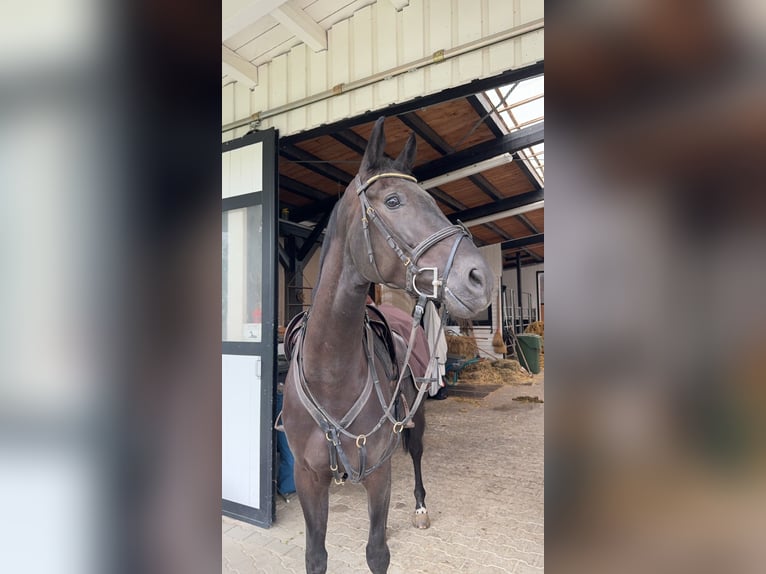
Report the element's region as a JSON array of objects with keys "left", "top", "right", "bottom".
[{"left": 492, "top": 329, "right": 507, "bottom": 355}]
